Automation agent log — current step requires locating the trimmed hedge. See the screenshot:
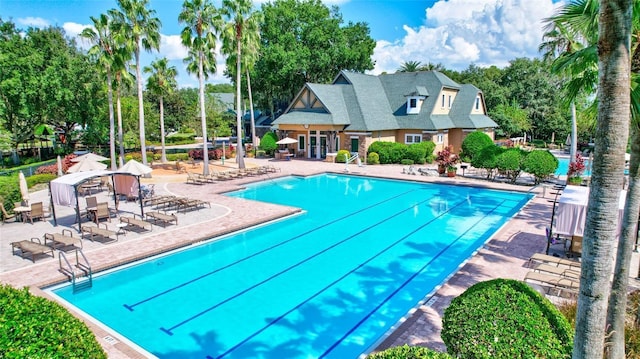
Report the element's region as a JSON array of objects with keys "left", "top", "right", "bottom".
[
  {"left": 522, "top": 149, "right": 558, "bottom": 184},
  {"left": 367, "top": 345, "right": 451, "bottom": 358},
  {"left": 461, "top": 131, "right": 494, "bottom": 162},
  {"left": 0, "top": 284, "right": 106, "bottom": 358},
  {"left": 441, "top": 279, "right": 573, "bottom": 358},
  {"left": 260, "top": 132, "right": 279, "bottom": 155},
  {"left": 336, "top": 149, "right": 351, "bottom": 163},
  {"left": 471, "top": 145, "right": 504, "bottom": 180},
  {"left": 495, "top": 148, "right": 526, "bottom": 184},
  {"left": 26, "top": 173, "right": 57, "bottom": 187},
  {"left": 0, "top": 174, "right": 22, "bottom": 211},
  {"left": 368, "top": 152, "right": 380, "bottom": 165}
]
